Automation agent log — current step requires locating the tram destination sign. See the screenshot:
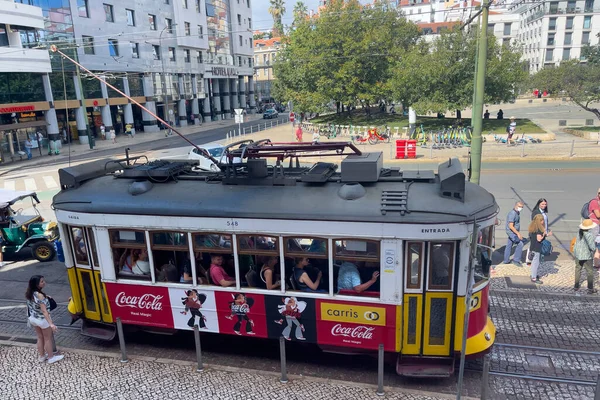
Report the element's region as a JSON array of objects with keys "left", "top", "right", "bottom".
[{"left": 0, "top": 105, "right": 35, "bottom": 114}]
